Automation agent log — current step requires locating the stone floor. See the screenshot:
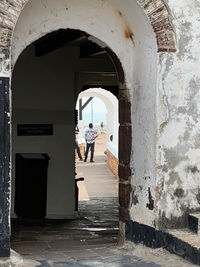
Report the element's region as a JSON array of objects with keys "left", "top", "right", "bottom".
[
  {"left": 9, "top": 135, "right": 198, "bottom": 266},
  {"left": 11, "top": 196, "right": 197, "bottom": 267},
  {"left": 11, "top": 197, "right": 119, "bottom": 262},
  {"left": 10, "top": 196, "right": 198, "bottom": 267}
]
